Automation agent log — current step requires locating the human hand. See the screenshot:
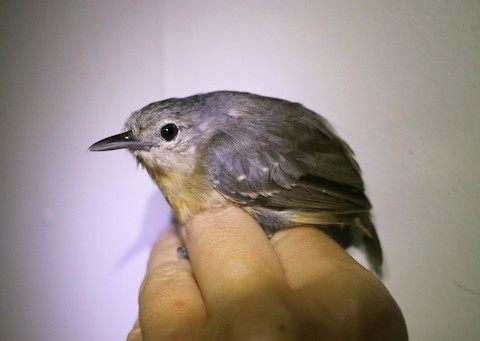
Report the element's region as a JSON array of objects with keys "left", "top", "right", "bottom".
[{"left": 127, "top": 206, "right": 408, "bottom": 340}]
